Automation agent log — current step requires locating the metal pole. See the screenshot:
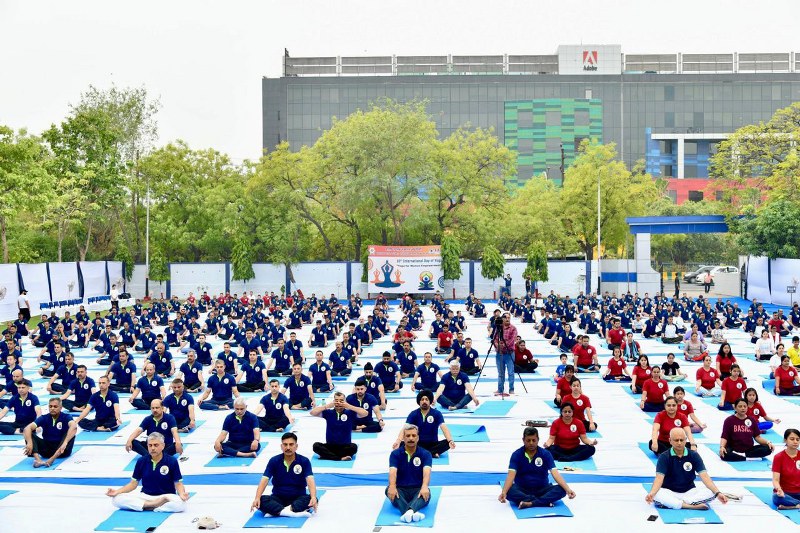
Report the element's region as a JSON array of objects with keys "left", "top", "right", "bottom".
[
  {"left": 597, "top": 174, "right": 601, "bottom": 295},
  {"left": 145, "top": 173, "right": 151, "bottom": 299}
]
